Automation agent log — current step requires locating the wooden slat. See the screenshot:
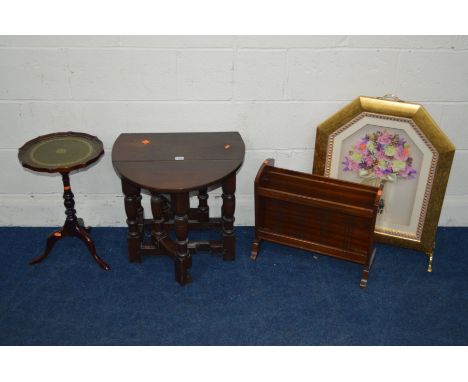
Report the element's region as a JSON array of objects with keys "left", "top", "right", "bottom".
[
  {"left": 257, "top": 186, "right": 375, "bottom": 218},
  {"left": 267, "top": 168, "right": 378, "bottom": 194},
  {"left": 261, "top": 173, "right": 377, "bottom": 208},
  {"left": 257, "top": 229, "right": 367, "bottom": 265}
]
